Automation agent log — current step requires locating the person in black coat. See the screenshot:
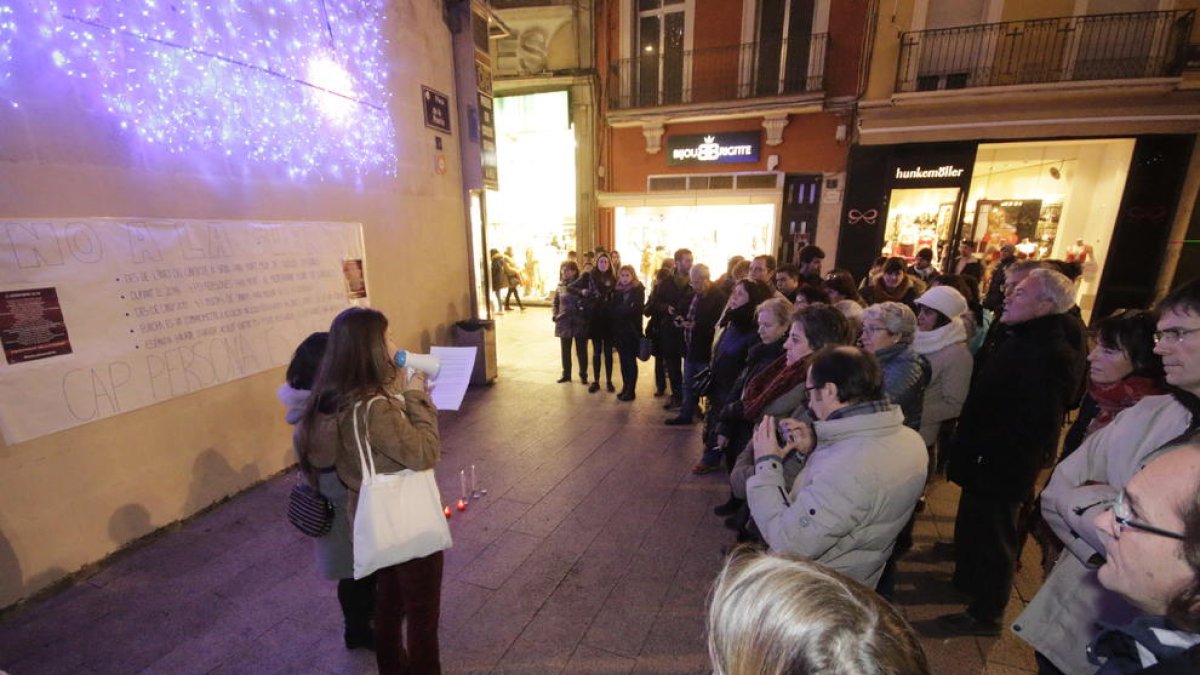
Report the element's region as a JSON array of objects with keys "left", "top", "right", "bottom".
[
  {"left": 667, "top": 263, "right": 728, "bottom": 425},
  {"left": 572, "top": 252, "right": 617, "bottom": 392},
  {"left": 644, "top": 263, "right": 675, "bottom": 397},
  {"left": 938, "top": 269, "right": 1086, "bottom": 636},
  {"left": 693, "top": 279, "right": 774, "bottom": 472},
  {"left": 651, "top": 249, "right": 694, "bottom": 408},
  {"left": 610, "top": 265, "right": 646, "bottom": 401}
]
